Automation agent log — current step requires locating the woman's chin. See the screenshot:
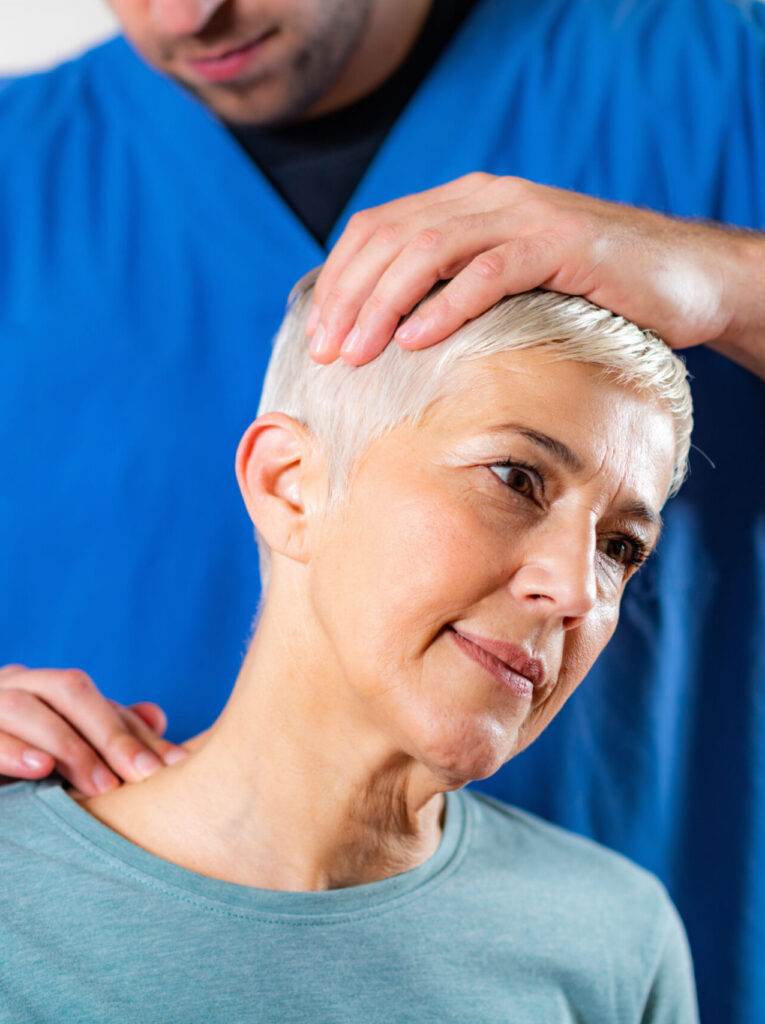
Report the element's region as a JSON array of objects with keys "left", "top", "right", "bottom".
[{"left": 410, "top": 712, "right": 522, "bottom": 786}]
